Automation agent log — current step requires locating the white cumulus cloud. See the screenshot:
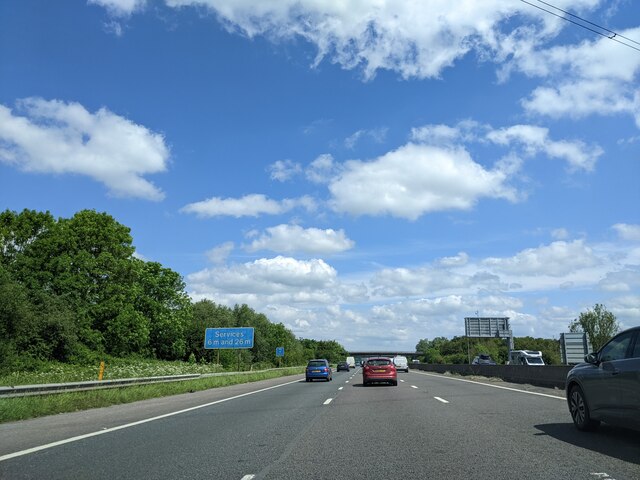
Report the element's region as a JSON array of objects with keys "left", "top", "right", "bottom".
[
  {"left": 328, "top": 143, "right": 518, "bottom": 220},
  {"left": 0, "top": 98, "right": 169, "bottom": 200},
  {"left": 206, "top": 242, "right": 235, "bottom": 264},
  {"left": 612, "top": 223, "right": 640, "bottom": 242},
  {"left": 187, "top": 256, "right": 338, "bottom": 302},
  {"left": 305, "top": 154, "right": 338, "bottom": 184},
  {"left": 486, "top": 124, "right": 602, "bottom": 172},
  {"left": 163, "top": 0, "right": 600, "bottom": 80},
  {"left": 246, "top": 224, "right": 355, "bottom": 255},
  {"left": 517, "top": 28, "right": 640, "bottom": 126},
  {"left": 483, "top": 240, "right": 600, "bottom": 277},
  {"left": 181, "top": 194, "right": 316, "bottom": 218},
  {"left": 88, "top": 0, "right": 146, "bottom": 16},
  {"left": 268, "top": 159, "right": 302, "bottom": 182}
]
